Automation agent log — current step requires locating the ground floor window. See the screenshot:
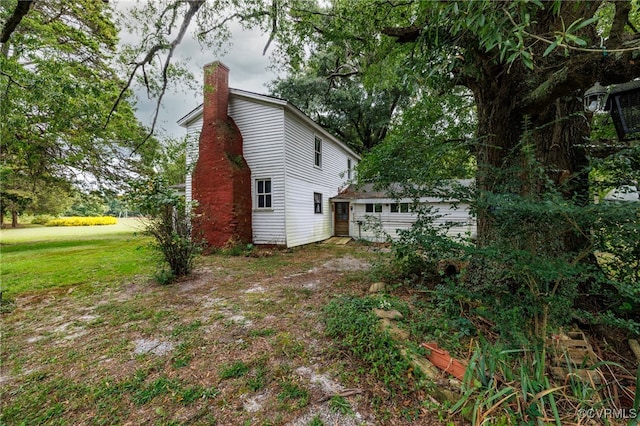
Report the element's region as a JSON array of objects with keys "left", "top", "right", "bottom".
[
  {"left": 390, "top": 203, "right": 409, "bottom": 213},
  {"left": 314, "top": 192, "right": 322, "bottom": 214},
  {"left": 256, "top": 179, "right": 272, "bottom": 208},
  {"left": 365, "top": 203, "right": 382, "bottom": 213}
]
